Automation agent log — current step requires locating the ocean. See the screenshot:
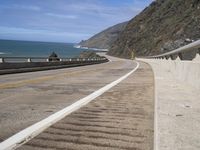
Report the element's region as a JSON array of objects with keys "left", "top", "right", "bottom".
[{"left": 0, "top": 39, "right": 84, "bottom": 58}]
